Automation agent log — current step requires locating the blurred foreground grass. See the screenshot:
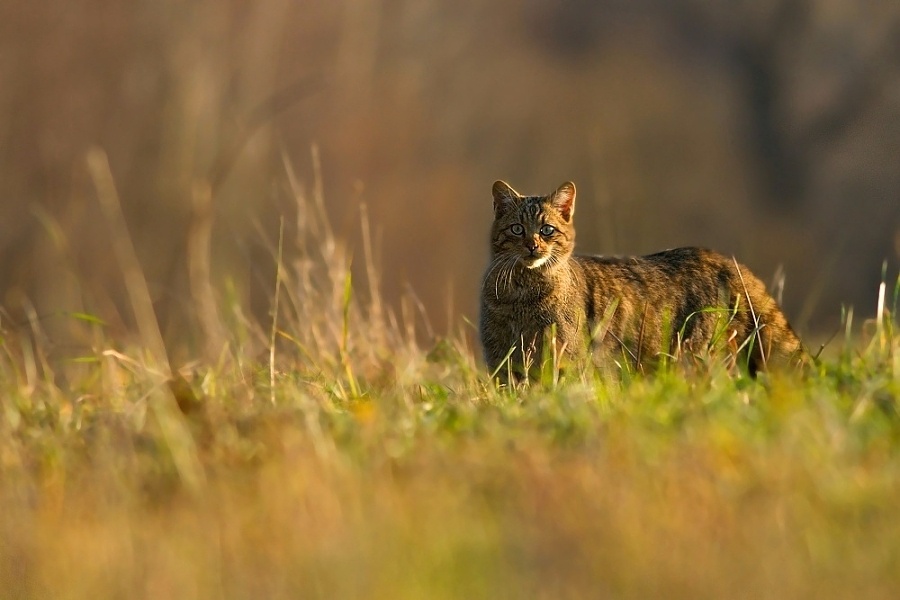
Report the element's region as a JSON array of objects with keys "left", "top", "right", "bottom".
[
  {"left": 3, "top": 330, "right": 899, "bottom": 599},
  {"left": 1, "top": 170, "right": 899, "bottom": 599}
]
